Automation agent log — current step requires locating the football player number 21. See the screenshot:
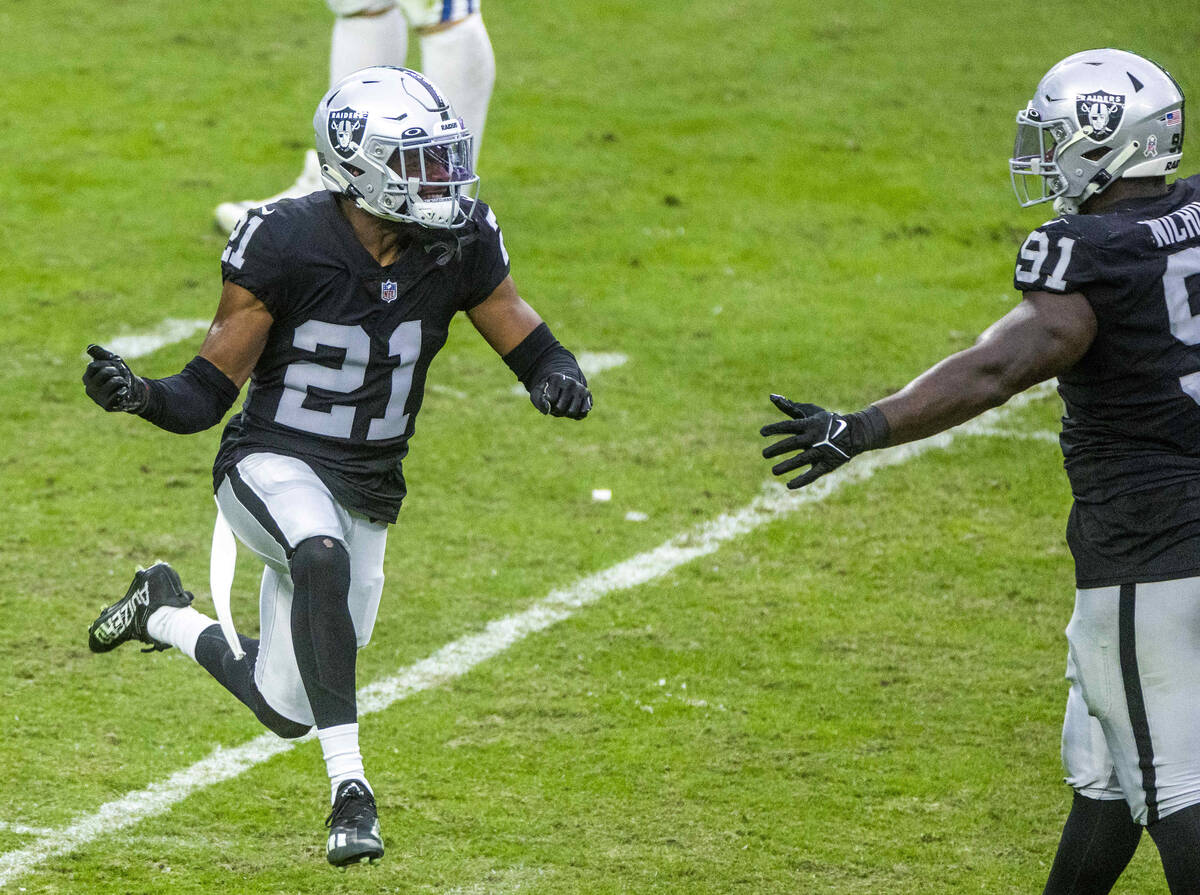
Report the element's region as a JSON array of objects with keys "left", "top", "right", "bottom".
[
  {"left": 275, "top": 319, "right": 422, "bottom": 440},
  {"left": 1163, "top": 246, "right": 1200, "bottom": 405}
]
